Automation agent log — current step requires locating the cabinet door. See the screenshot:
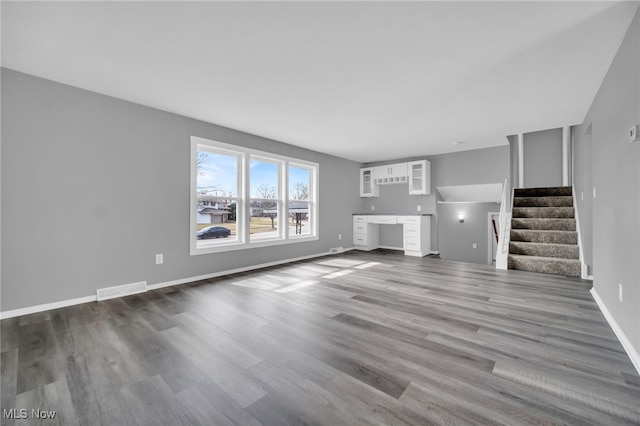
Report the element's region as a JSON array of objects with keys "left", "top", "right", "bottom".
[
  {"left": 360, "top": 168, "right": 379, "bottom": 197},
  {"left": 408, "top": 160, "right": 430, "bottom": 195},
  {"left": 373, "top": 165, "right": 387, "bottom": 184},
  {"left": 374, "top": 163, "right": 408, "bottom": 184},
  {"left": 391, "top": 163, "right": 408, "bottom": 183}
]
